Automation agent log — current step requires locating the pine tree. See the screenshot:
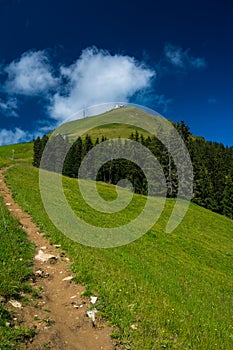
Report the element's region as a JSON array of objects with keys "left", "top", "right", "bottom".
[
  {"left": 64, "top": 137, "right": 84, "bottom": 178},
  {"left": 175, "top": 120, "right": 190, "bottom": 145},
  {"left": 193, "top": 166, "right": 217, "bottom": 210},
  {"left": 32, "top": 136, "right": 41, "bottom": 168},
  {"left": 222, "top": 174, "right": 233, "bottom": 219},
  {"left": 40, "top": 134, "right": 68, "bottom": 173}
]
